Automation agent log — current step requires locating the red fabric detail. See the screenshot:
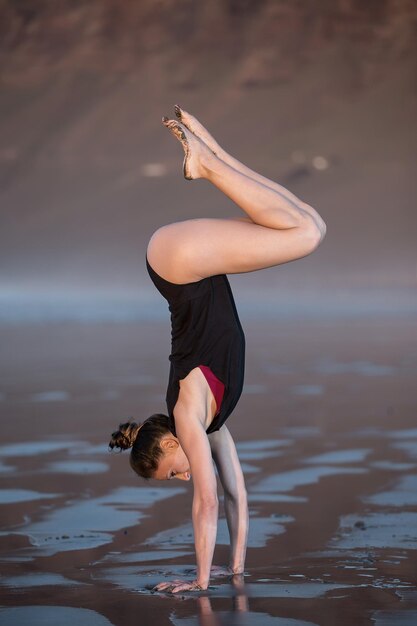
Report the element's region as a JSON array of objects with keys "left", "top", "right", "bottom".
[{"left": 198, "top": 365, "right": 225, "bottom": 416}]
